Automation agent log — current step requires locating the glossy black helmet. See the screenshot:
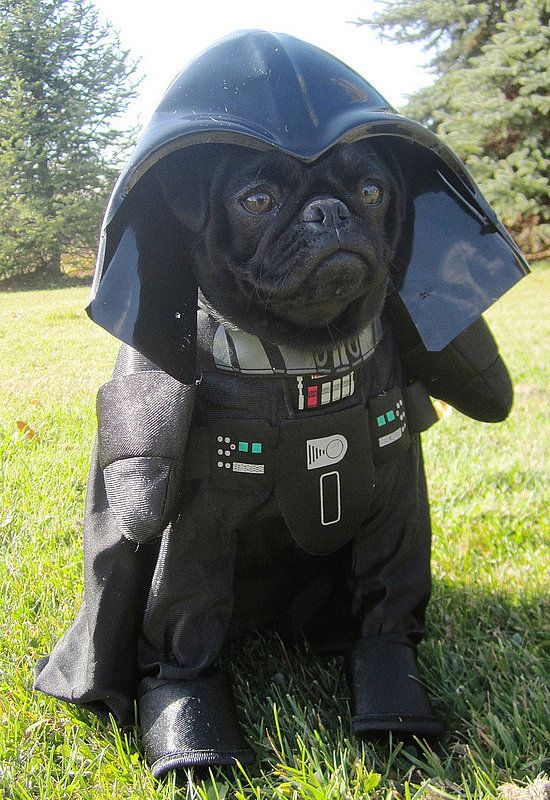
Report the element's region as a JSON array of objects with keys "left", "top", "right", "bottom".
[{"left": 88, "top": 29, "right": 528, "bottom": 382}]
